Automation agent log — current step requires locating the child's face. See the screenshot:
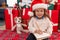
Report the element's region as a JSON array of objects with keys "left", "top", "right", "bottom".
[
  {"left": 47, "top": 0, "right": 52, "bottom": 3},
  {"left": 35, "top": 8, "right": 44, "bottom": 18},
  {"left": 42, "top": 0, "right": 52, "bottom": 3}
]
